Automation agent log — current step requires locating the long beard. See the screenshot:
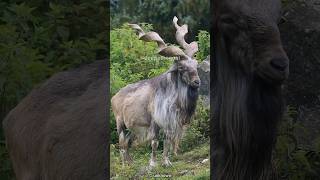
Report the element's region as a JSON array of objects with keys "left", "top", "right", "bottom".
[{"left": 213, "top": 35, "right": 284, "bottom": 180}]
